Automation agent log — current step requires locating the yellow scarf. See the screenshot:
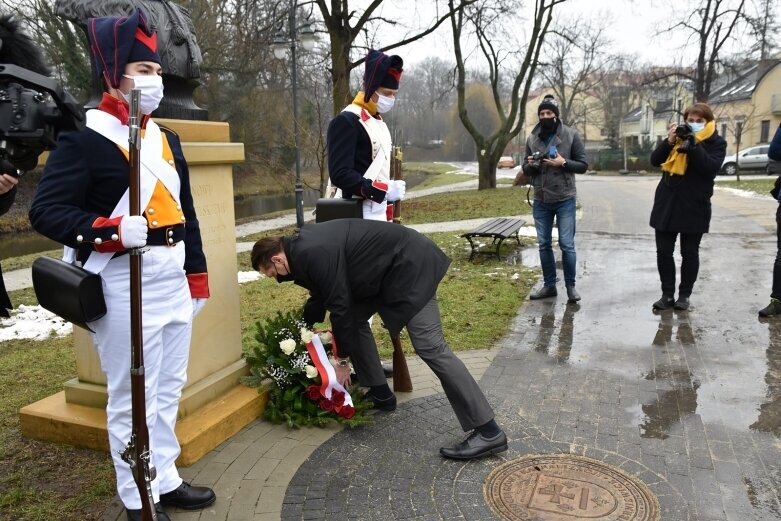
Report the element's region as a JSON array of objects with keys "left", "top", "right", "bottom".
[
  {"left": 661, "top": 120, "right": 716, "bottom": 175},
  {"left": 352, "top": 91, "right": 378, "bottom": 116}
]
